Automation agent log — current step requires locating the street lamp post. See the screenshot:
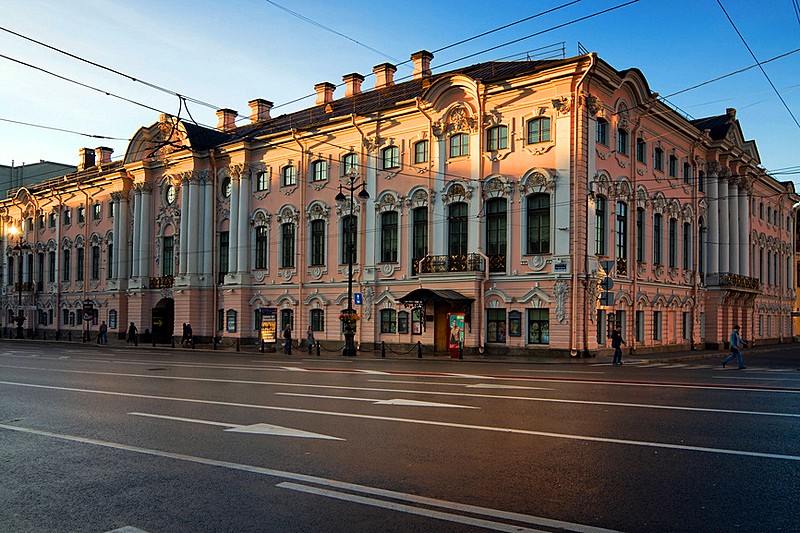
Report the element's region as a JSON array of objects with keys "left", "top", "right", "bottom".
[
  {"left": 7, "top": 224, "right": 30, "bottom": 339},
  {"left": 335, "top": 169, "right": 369, "bottom": 357}
]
